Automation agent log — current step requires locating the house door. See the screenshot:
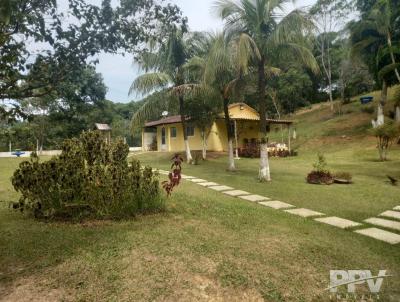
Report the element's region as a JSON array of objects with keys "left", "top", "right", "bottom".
[{"left": 161, "top": 127, "right": 167, "bottom": 151}]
